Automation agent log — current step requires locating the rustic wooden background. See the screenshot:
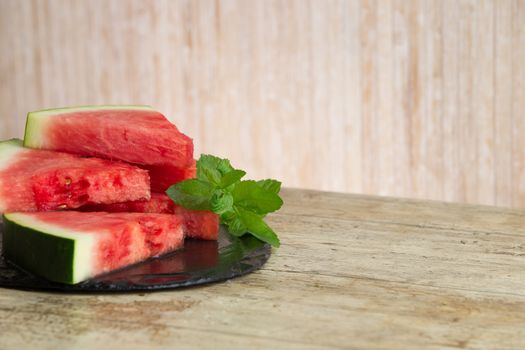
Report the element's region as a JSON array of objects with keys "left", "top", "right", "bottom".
[{"left": 0, "top": 0, "right": 524, "bottom": 207}]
